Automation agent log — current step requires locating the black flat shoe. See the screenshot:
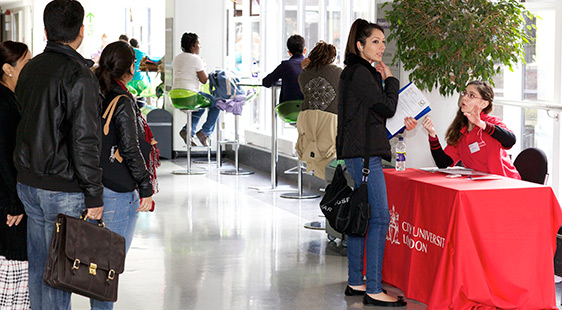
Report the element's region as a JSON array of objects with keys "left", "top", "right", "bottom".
[
  {"left": 345, "top": 285, "right": 366, "bottom": 296},
  {"left": 344, "top": 286, "right": 387, "bottom": 296},
  {"left": 363, "top": 294, "right": 407, "bottom": 307}
]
